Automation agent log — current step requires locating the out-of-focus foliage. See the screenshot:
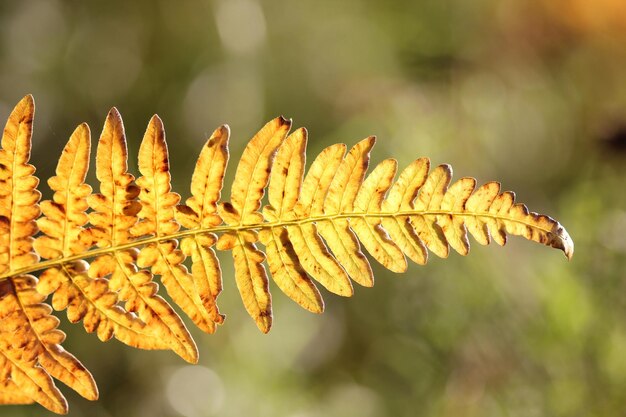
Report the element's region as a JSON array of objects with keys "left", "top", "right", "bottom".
[{"left": 0, "top": 0, "right": 623, "bottom": 416}]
